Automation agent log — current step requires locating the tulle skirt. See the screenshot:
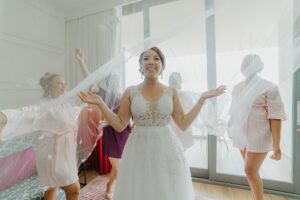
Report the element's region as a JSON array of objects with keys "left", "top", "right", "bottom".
[{"left": 114, "top": 126, "right": 195, "bottom": 200}]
